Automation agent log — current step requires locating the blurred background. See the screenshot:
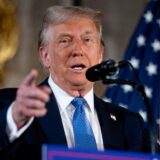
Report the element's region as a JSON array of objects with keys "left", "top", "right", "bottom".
[
  {"left": 1, "top": 0, "right": 160, "bottom": 151},
  {"left": 0, "top": 0, "right": 147, "bottom": 97}
]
